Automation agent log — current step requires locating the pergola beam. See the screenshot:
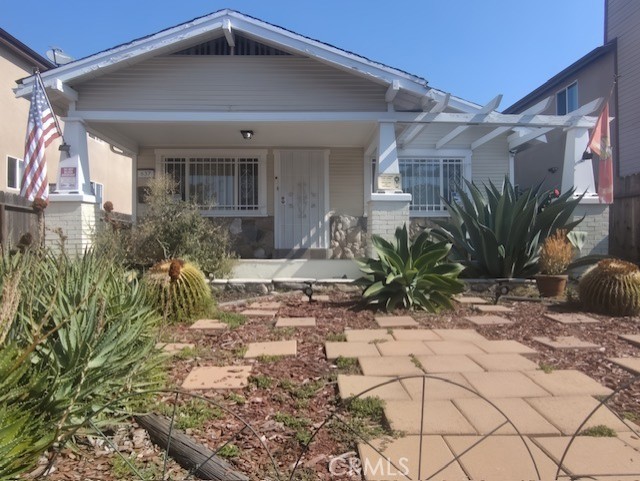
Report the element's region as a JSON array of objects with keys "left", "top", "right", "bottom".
[
  {"left": 508, "top": 127, "right": 553, "bottom": 150},
  {"left": 397, "top": 93, "right": 450, "bottom": 147},
  {"left": 223, "top": 18, "right": 235, "bottom": 48},
  {"left": 471, "top": 96, "right": 553, "bottom": 150},
  {"left": 385, "top": 80, "right": 401, "bottom": 103},
  {"left": 436, "top": 94, "right": 502, "bottom": 149}
]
